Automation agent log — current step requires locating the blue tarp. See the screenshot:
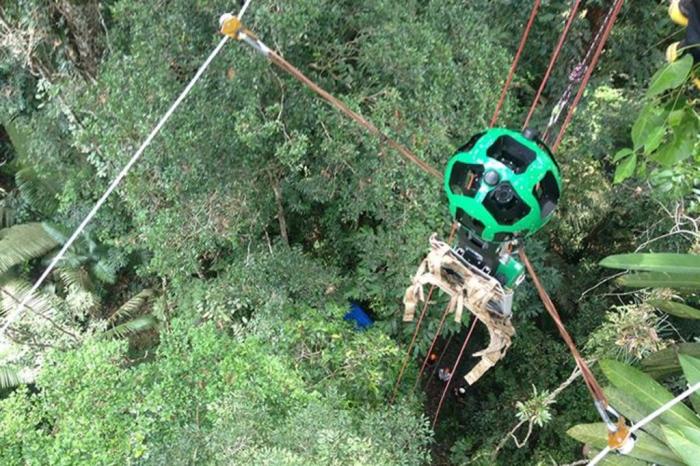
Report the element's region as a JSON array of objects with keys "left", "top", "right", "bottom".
[{"left": 344, "top": 303, "right": 373, "bottom": 330}]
